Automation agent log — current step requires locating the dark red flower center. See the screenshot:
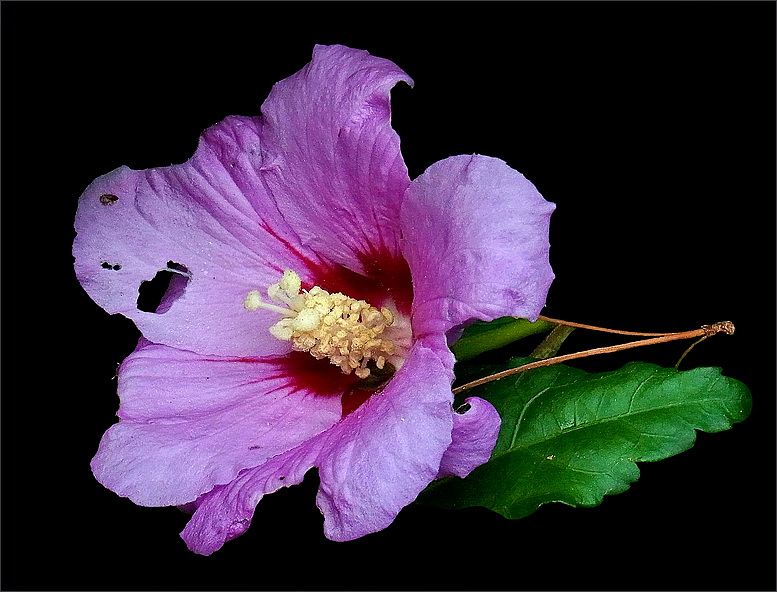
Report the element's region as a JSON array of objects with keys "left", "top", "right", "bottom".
[{"left": 249, "top": 247, "right": 414, "bottom": 417}]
